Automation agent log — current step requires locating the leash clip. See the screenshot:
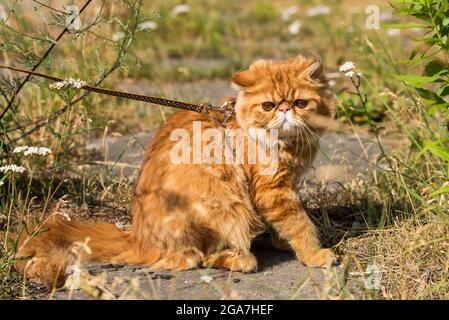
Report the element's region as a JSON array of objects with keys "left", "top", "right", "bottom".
[{"left": 202, "top": 100, "right": 235, "bottom": 123}]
